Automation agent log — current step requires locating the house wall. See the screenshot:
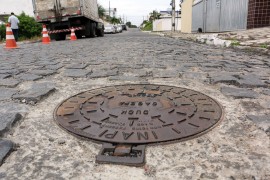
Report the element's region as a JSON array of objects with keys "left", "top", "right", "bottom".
[
  {"left": 181, "top": 0, "right": 193, "bottom": 33},
  {"left": 153, "top": 18, "right": 181, "bottom": 32},
  {"left": 247, "top": 0, "right": 270, "bottom": 29}
]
